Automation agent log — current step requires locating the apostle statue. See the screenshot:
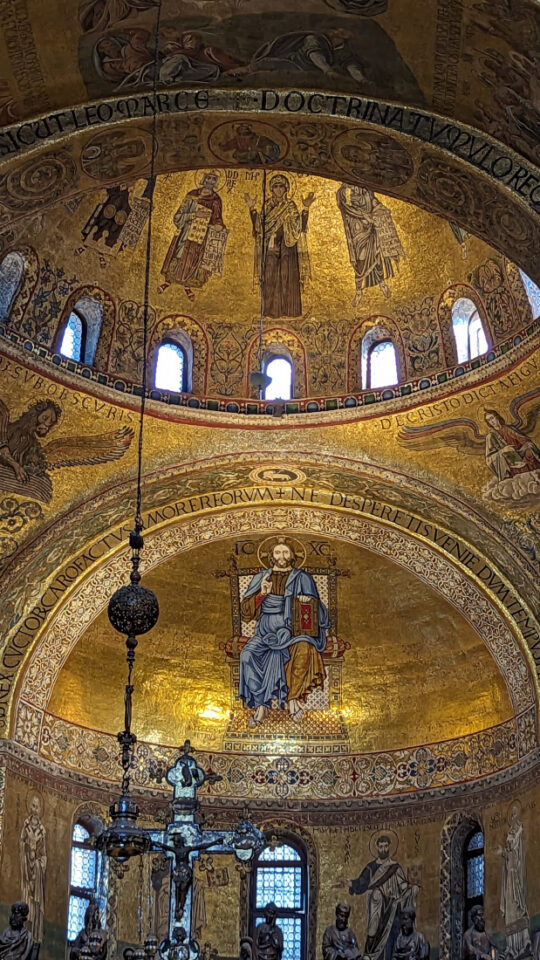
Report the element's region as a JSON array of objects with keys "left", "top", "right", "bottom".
[
  {"left": 69, "top": 899, "right": 107, "bottom": 960},
  {"left": 322, "top": 903, "right": 361, "bottom": 960},
  {"left": 158, "top": 171, "right": 228, "bottom": 302},
  {"left": 254, "top": 904, "right": 283, "bottom": 960},
  {"left": 0, "top": 903, "right": 36, "bottom": 960},
  {"left": 238, "top": 539, "right": 330, "bottom": 726},
  {"left": 19, "top": 796, "right": 46, "bottom": 944},
  {"left": 245, "top": 175, "right": 314, "bottom": 318},
  {"left": 463, "top": 905, "right": 505, "bottom": 960},
  {"left": 392, "top": 908, "right": 429, "bottom": 959},
  {"left": 349, "top": 834, "right": 418, "bottom": 960}
]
